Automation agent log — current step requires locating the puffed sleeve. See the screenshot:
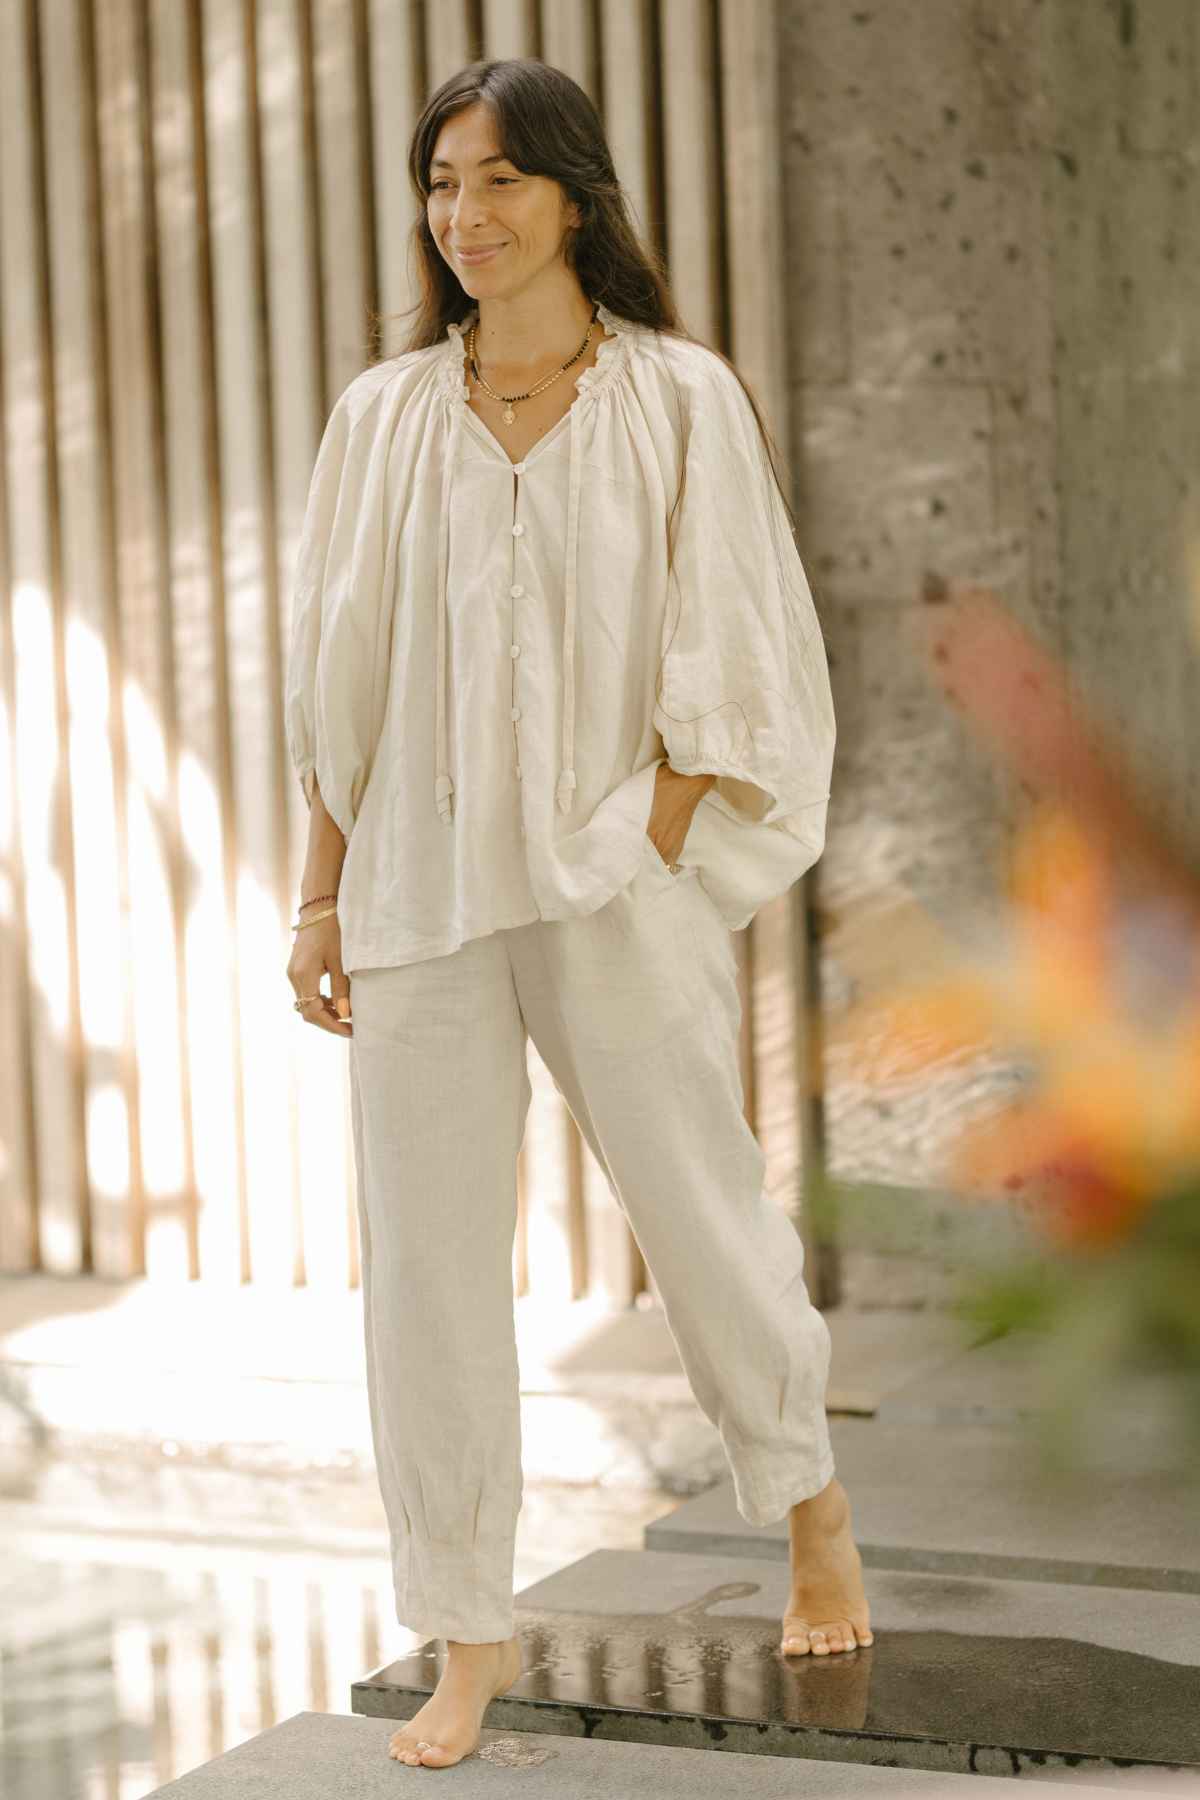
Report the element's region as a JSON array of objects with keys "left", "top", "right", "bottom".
[
  {"left": 653, "top": 354, "right": 835, "bottom": 832},
  {"left": 283, "top": 372, "right": 392, "bottom": 840}
]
